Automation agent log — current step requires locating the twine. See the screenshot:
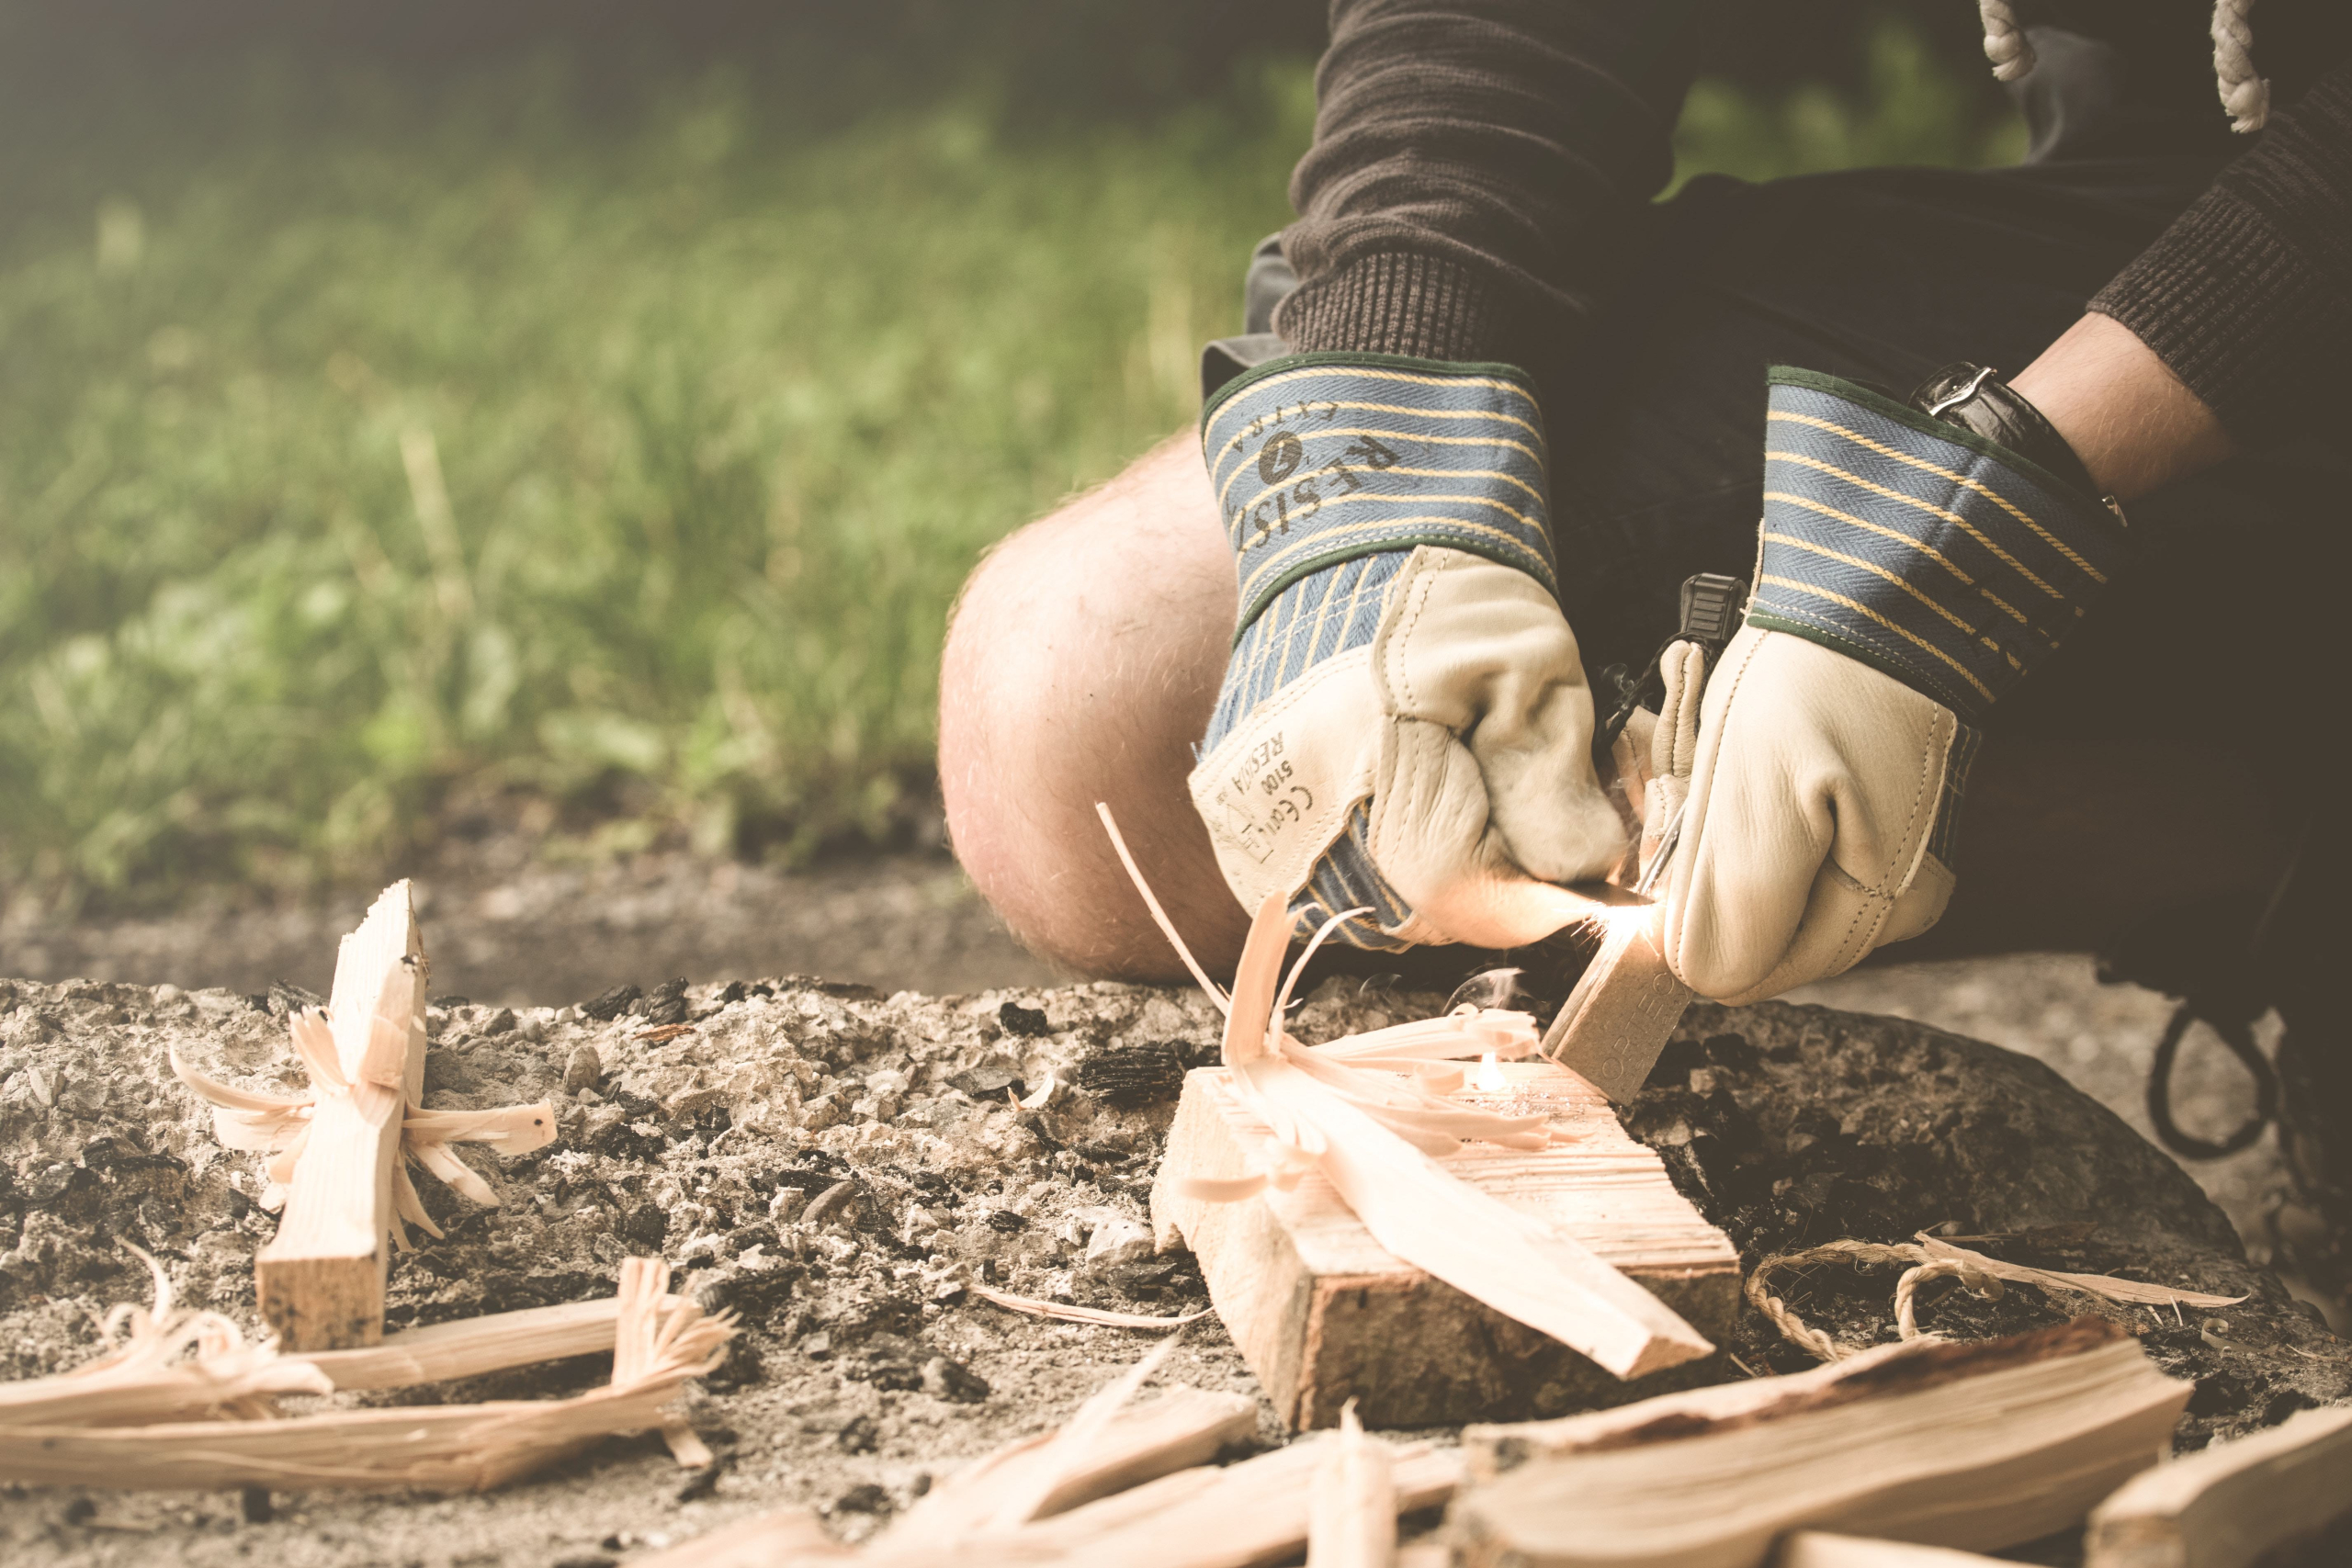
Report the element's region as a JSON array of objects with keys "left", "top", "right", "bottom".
[
  {"left": 2211, "top": 0, "right": 2270, "bottom": 132},
  {"left": 1746, "top": 1240, "right": 2005, "bottom": 1362}
]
